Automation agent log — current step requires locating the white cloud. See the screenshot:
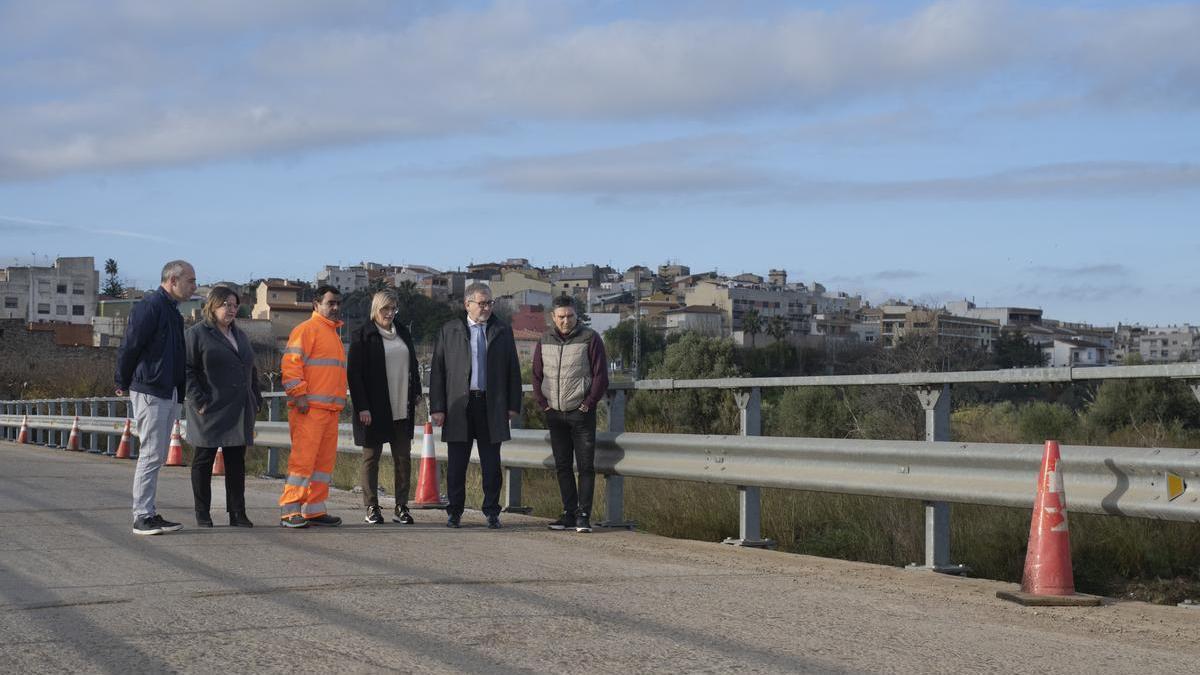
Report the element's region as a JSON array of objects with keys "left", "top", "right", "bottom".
[{"left": 2, "top": 1, "right": 1199, "bottom": 180}]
